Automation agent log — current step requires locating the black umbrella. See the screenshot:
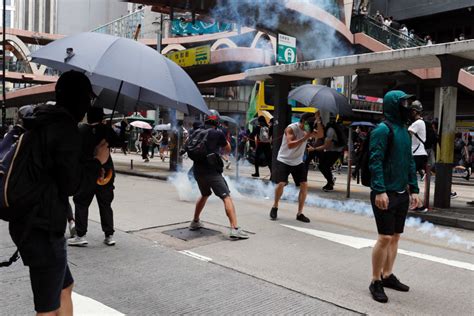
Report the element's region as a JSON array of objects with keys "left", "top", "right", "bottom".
[{"left": 288, "top": 84, "right": 353, "bottom": 116}]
